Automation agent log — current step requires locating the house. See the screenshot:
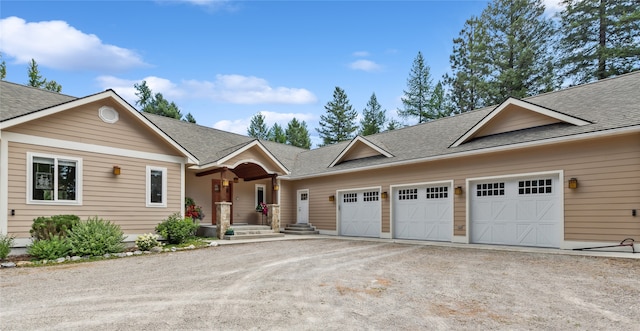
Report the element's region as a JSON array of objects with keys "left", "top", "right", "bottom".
[{"left": 1, "top": 71, "right": 639, "bottom": 251}]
